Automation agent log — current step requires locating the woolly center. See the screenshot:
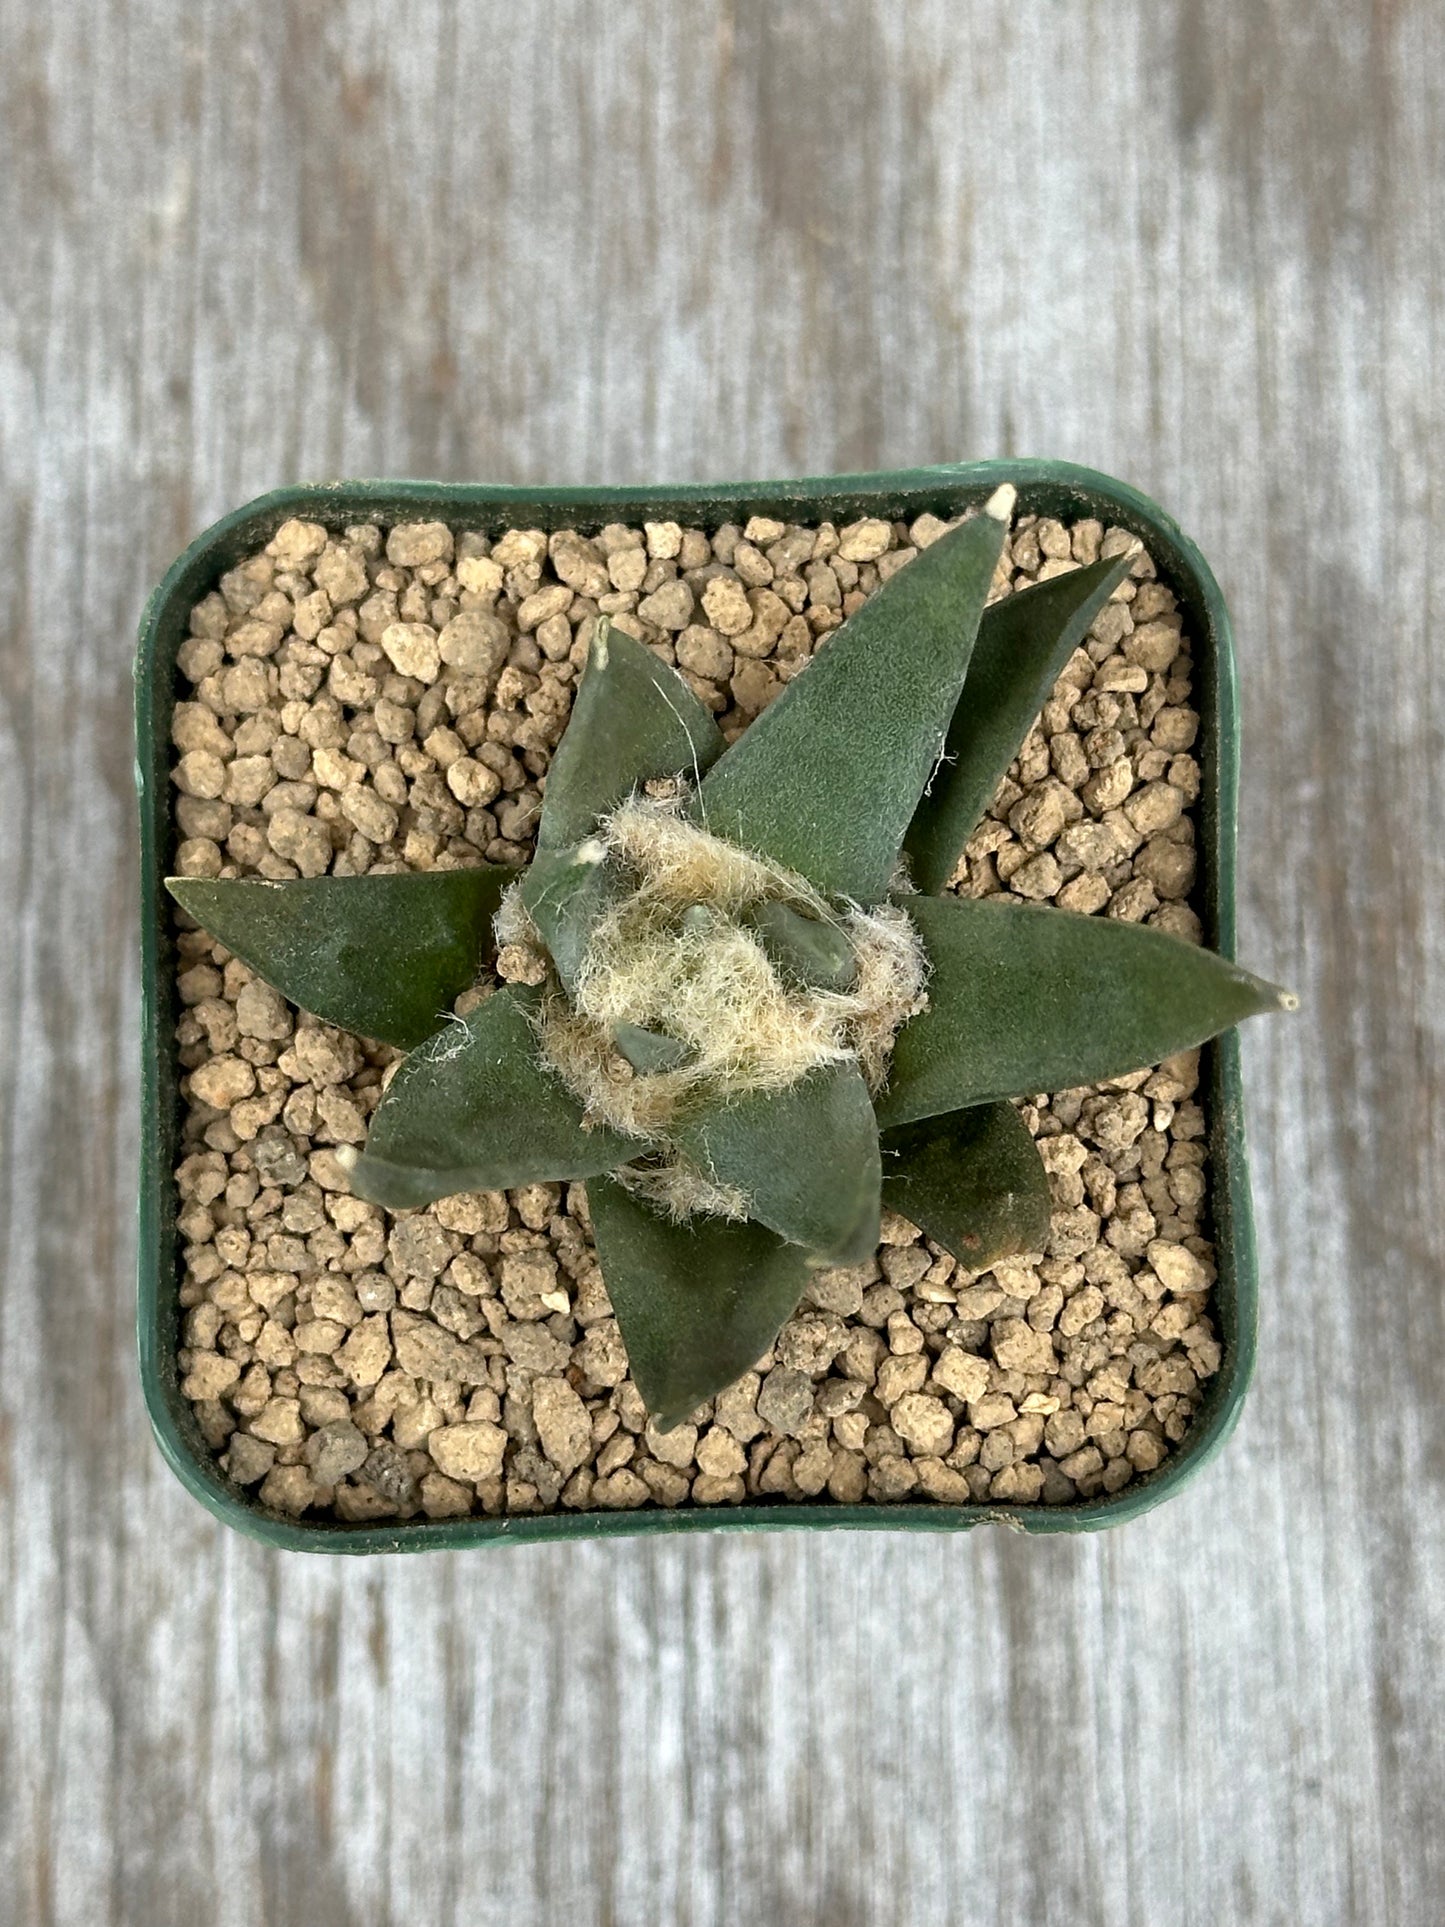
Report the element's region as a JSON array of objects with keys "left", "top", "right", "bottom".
[{"left": 523, "top": 802, "right": 928, "bottom": 1216}]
